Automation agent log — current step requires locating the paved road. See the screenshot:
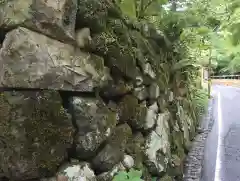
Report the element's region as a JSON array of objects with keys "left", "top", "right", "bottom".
[{"left": 201, "top": 85, "right": 240, "bottom": 181}]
